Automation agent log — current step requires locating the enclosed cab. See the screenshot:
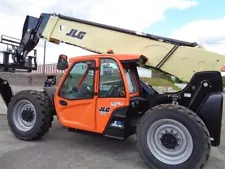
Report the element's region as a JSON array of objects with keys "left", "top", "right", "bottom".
[{"left": 54, "top": 54, "right": 149, "bottom": 137}]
